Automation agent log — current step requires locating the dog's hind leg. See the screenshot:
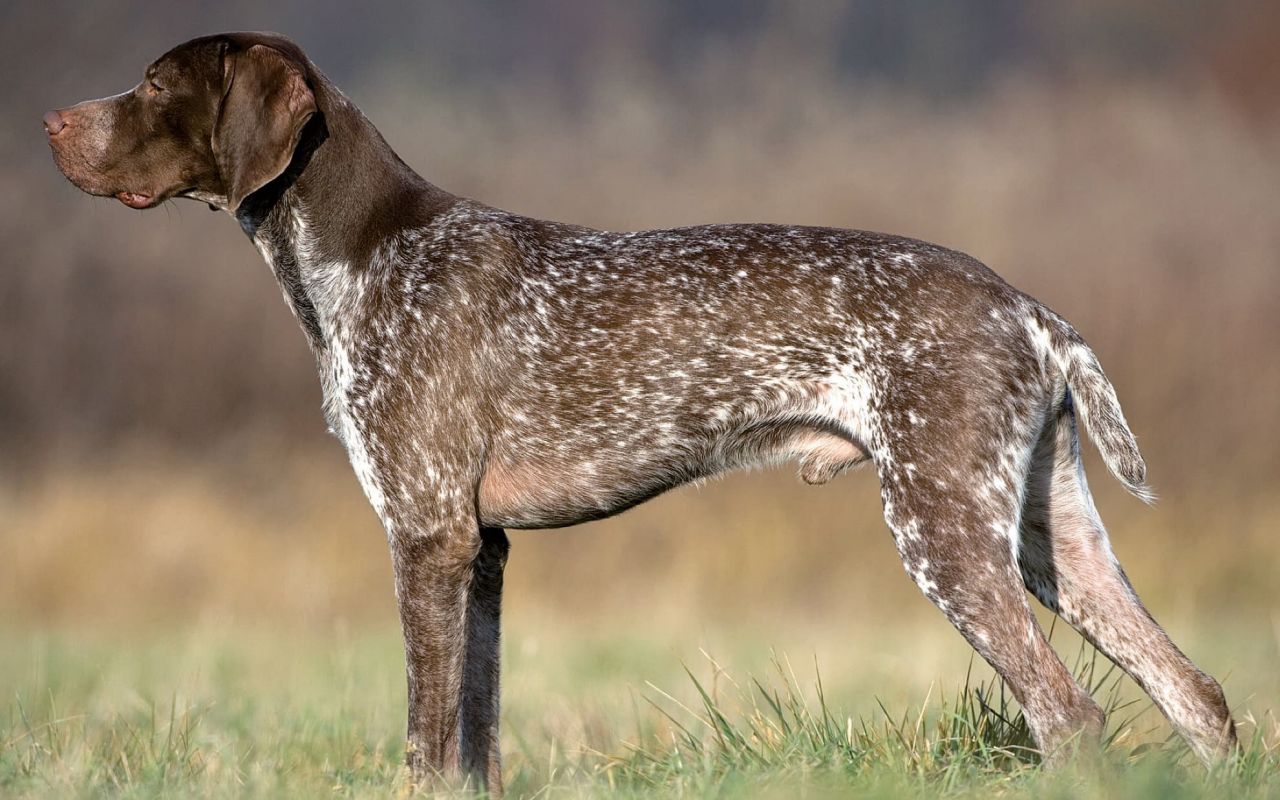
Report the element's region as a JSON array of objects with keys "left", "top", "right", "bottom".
[
  {"left": 873, "top": 397, "right": 1105, "bottom": 763},
  {"left": 1018, "top": 397, "right": 1236, "bottom": 764}
]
